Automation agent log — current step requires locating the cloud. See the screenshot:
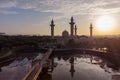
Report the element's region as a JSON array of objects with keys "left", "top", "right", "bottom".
[
  {"left": 0, "top": 10, "right": 17, "bottom": 14},
  {"left": 0, "top": 0, "right": 120, "bottom": 17},
  {"left": 0, "top": 0, "right": 16, "bottom": 8}
]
